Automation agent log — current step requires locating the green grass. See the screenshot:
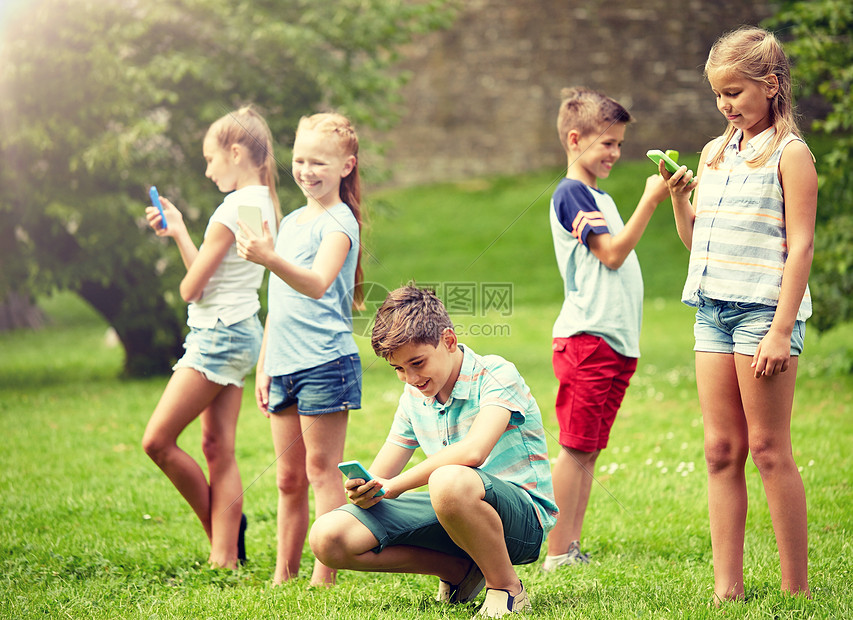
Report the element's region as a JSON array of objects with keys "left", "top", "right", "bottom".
[{"left": 1, "top": 158, "right": 852, "bottom": 618}]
